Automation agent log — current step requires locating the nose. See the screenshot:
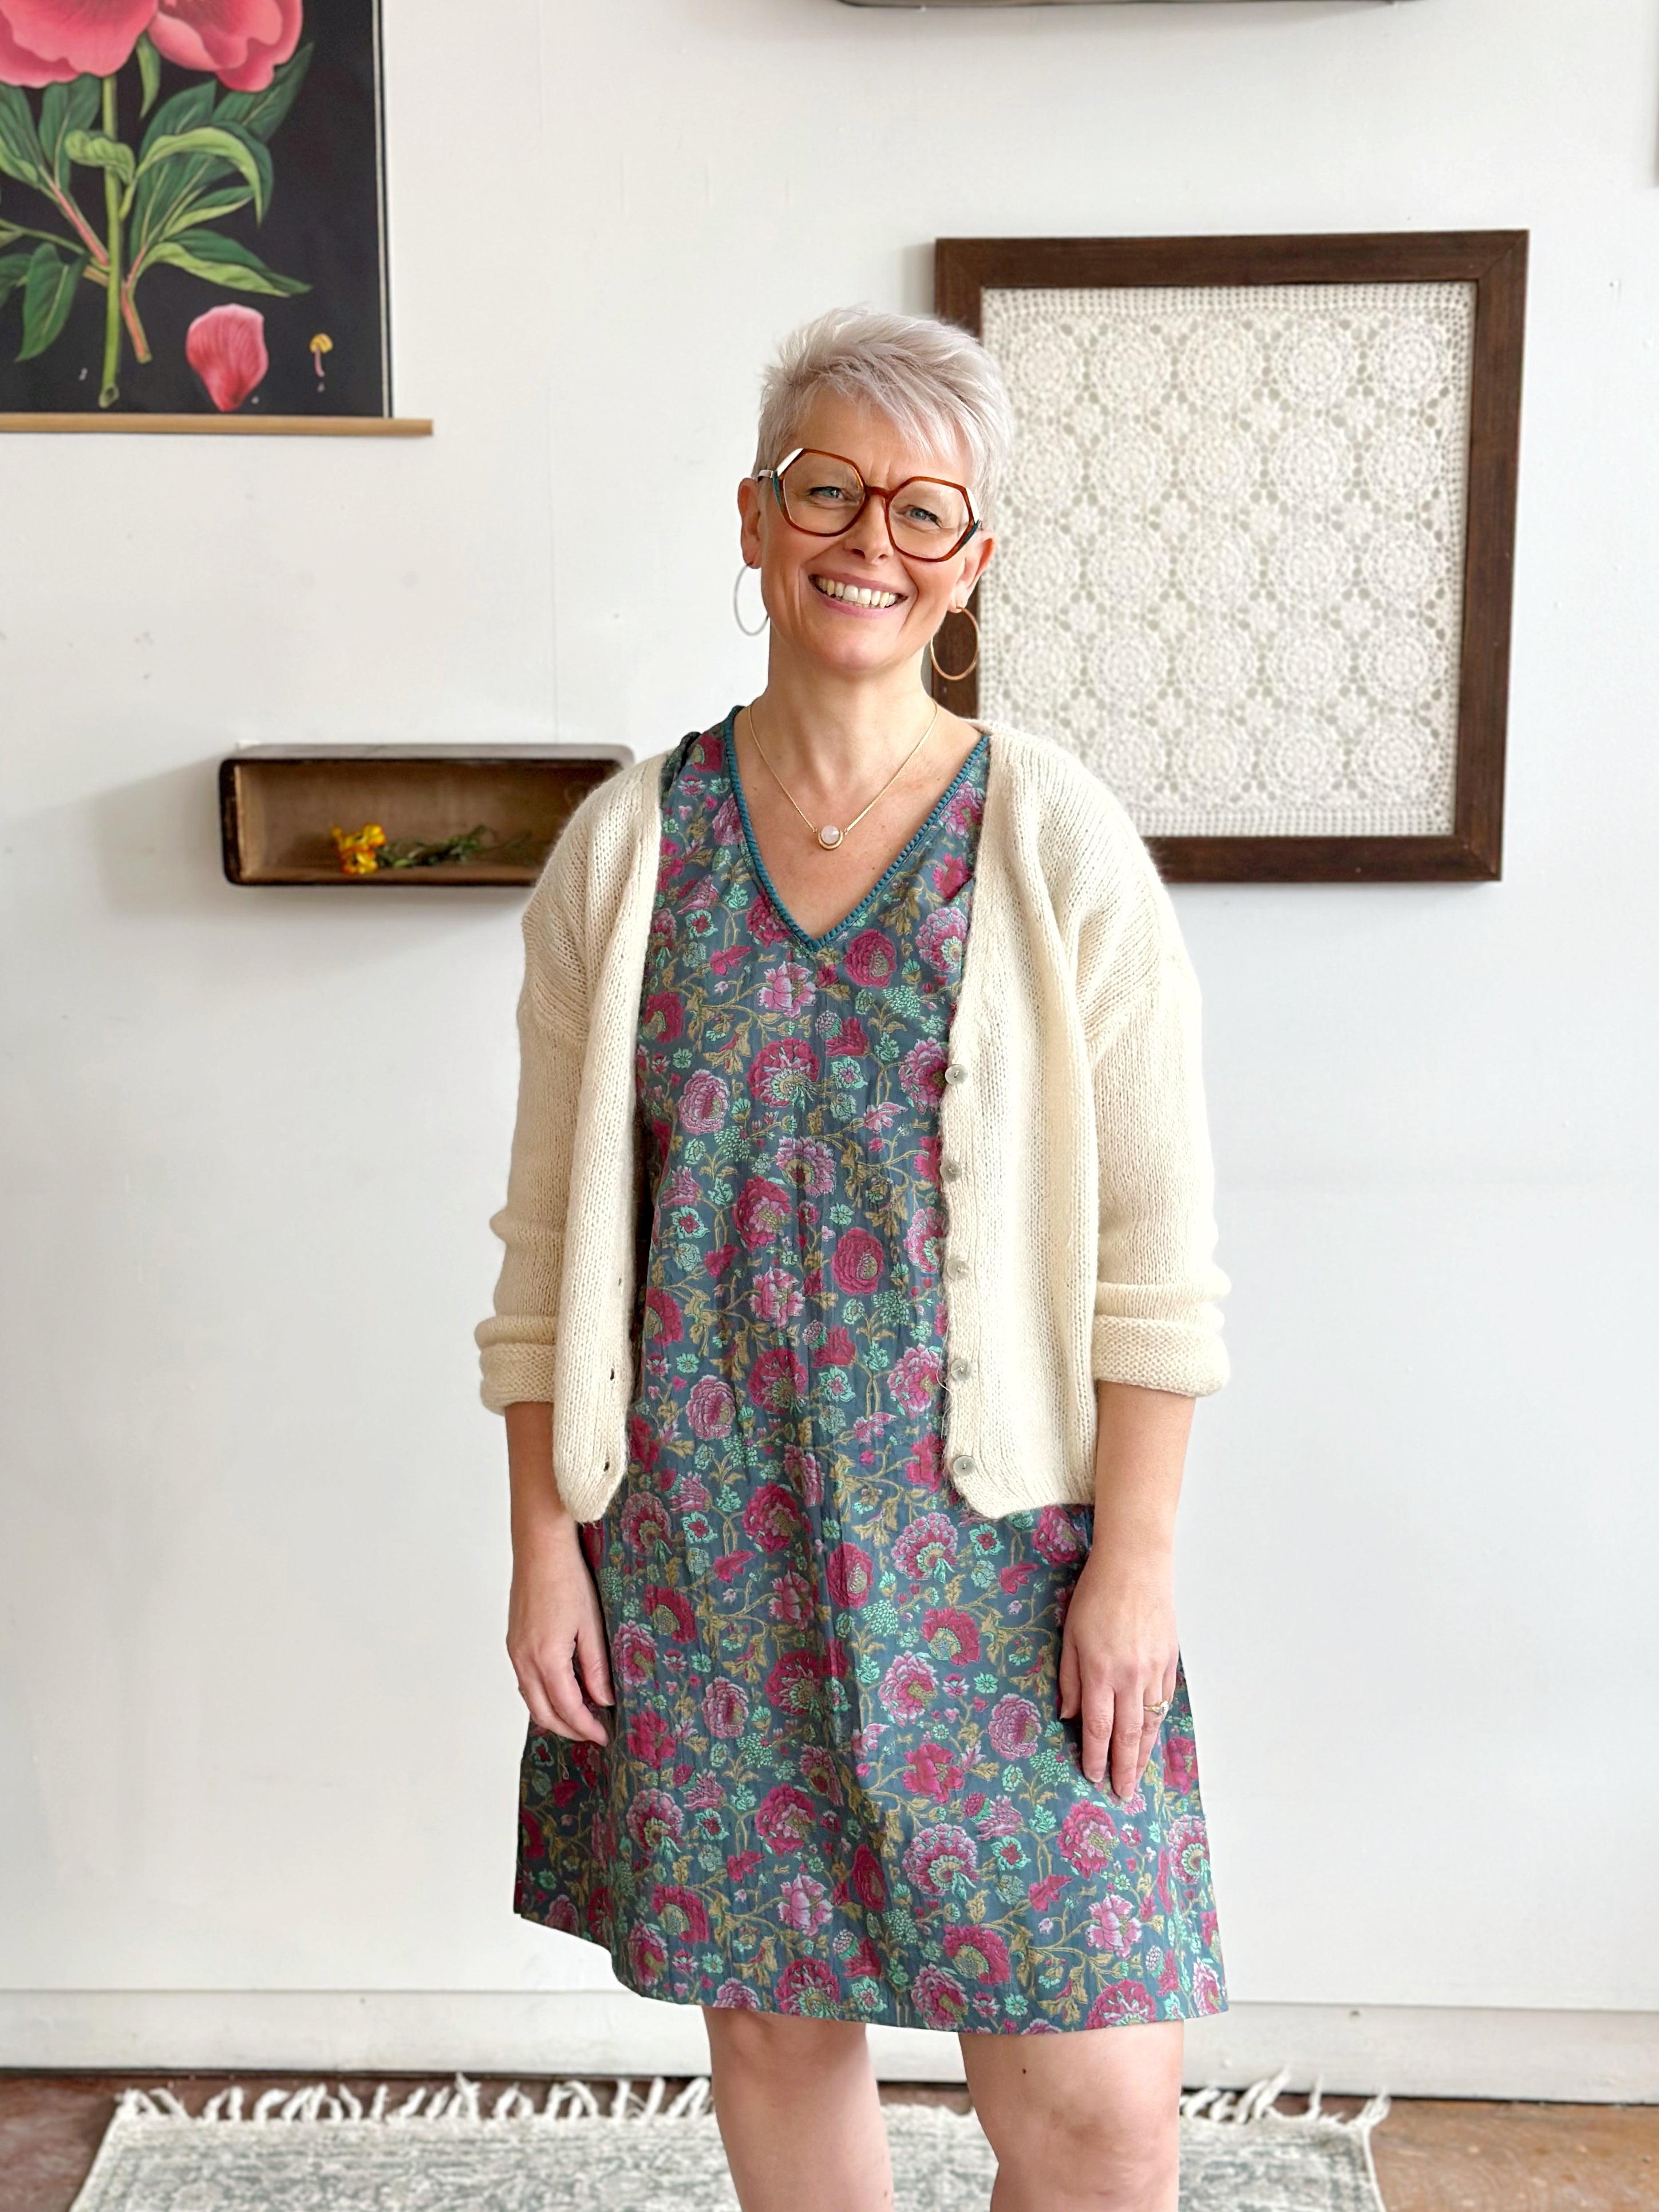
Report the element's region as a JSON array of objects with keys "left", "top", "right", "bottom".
[{"left": 840, "top": 488, "right": 899, "bottom": 563}]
